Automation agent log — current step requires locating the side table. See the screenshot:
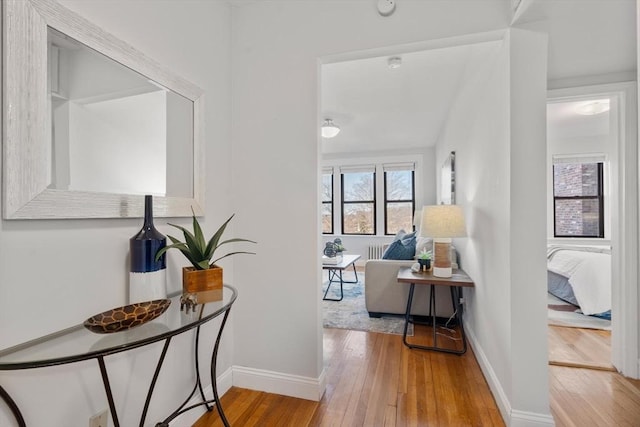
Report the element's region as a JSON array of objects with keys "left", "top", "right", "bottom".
[{"left": 397, "top": 268, "right": 474, "bottom": 355}]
